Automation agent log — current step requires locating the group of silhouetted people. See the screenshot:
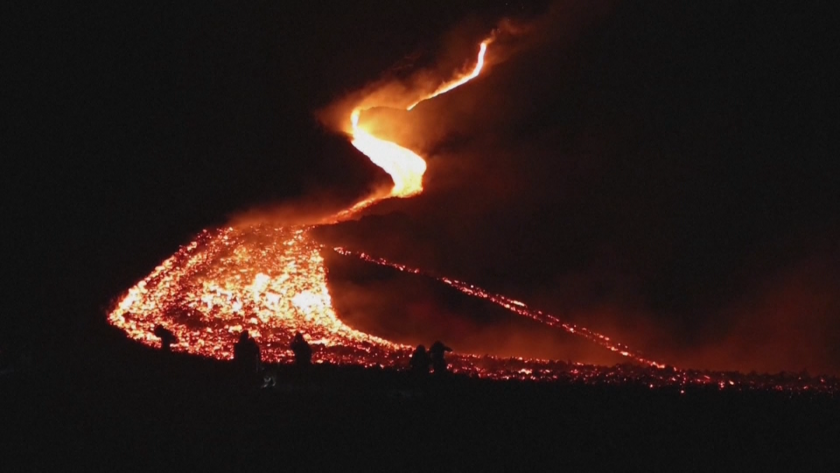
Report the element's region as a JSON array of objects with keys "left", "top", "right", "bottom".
[
  {"left": 151, "top": 324, "right": 453, "bottom": 380},
  {"left": 230, "top": 330, "right": 313, "bottom": 389},
  {"left": 410, "top": 341, "right": 452, "bottom": 375},
  {"left": 152, "top": 325, "right": 312, "bottom": 371}
]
